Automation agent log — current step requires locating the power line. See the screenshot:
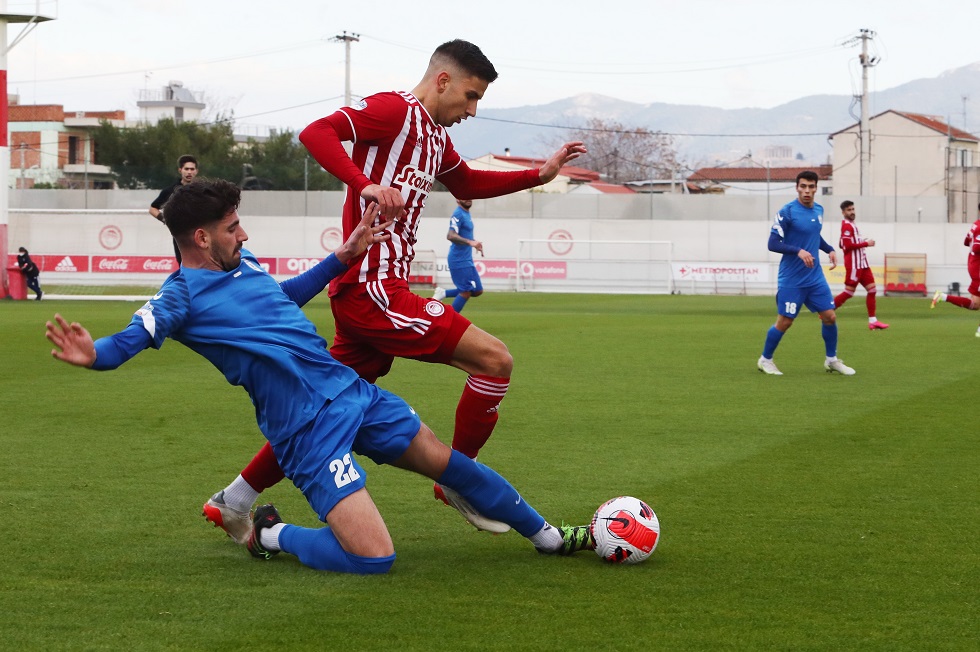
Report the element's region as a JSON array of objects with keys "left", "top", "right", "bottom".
[{"left": 9, "top": 40, "right": 326, "bottom": 85}]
